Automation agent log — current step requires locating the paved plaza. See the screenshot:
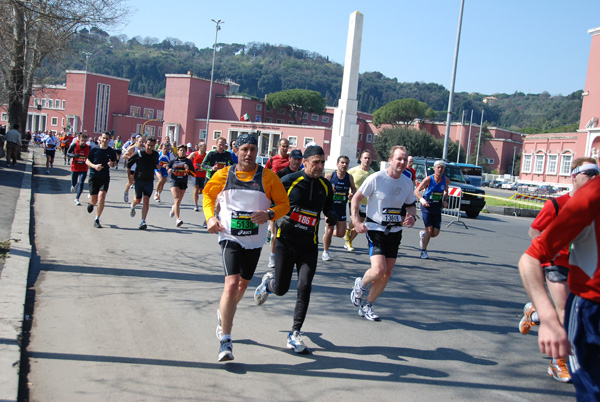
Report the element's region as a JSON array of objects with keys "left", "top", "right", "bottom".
[{"left": 2, "top": 149, "right": 575, "bottom": 401}]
